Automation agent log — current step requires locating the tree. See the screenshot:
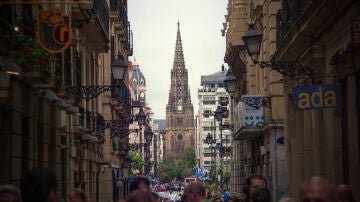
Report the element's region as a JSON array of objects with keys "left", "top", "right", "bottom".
[
  {"left": 157, "top": 154, "right": 180, "bottom": 182},
  {"left": 157, "top": 147, "right": 197, "bottom": 182},
  {"left": 128, "top": 151, "right": 144, "bottom": 175},
  {"left": 179, "top": 147, "right": 197, "bottom": 178}
]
